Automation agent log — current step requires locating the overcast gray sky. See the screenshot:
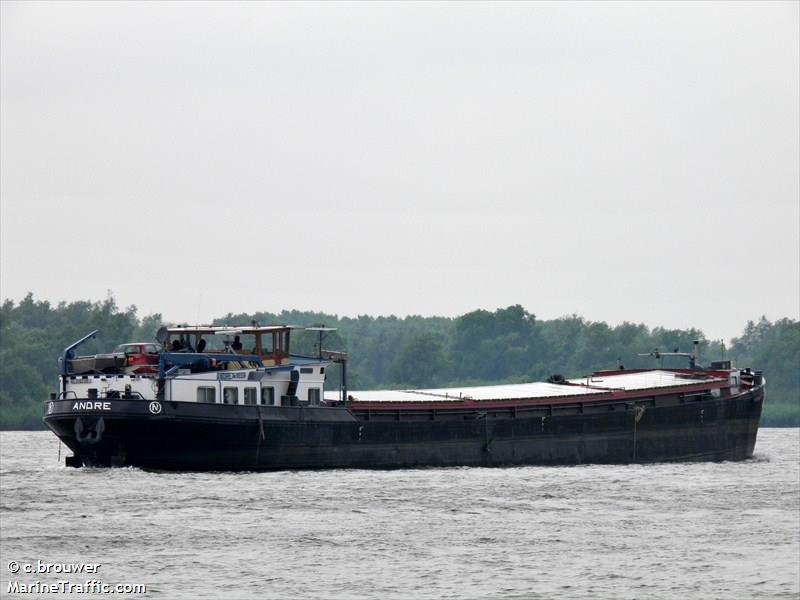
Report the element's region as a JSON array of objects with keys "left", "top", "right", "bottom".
[{"left": 1, "top": 1, "right": 798, "bottom": 342}]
